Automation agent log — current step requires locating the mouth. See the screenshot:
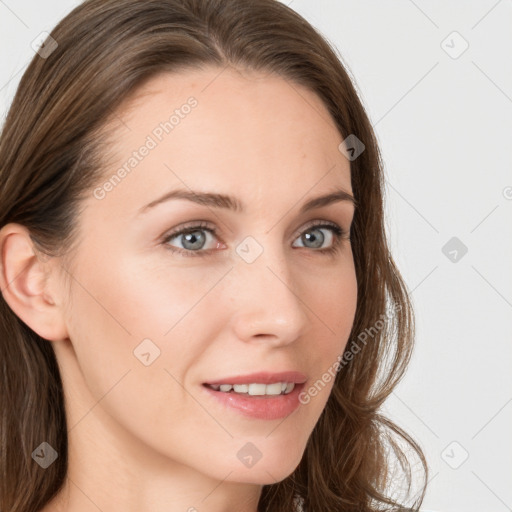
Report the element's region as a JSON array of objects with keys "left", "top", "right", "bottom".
[
  {"left": 200, "top": 380, "right": 306, "bottom": 420},
  {"left": 202, "top": 370, "right": 307, "bottom": 398}
]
